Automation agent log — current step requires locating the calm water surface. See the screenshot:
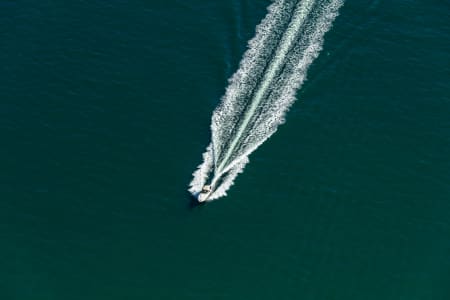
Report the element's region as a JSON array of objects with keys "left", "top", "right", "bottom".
[{"left": 1, "top": 1, "right": 449, "bottom": 299}]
